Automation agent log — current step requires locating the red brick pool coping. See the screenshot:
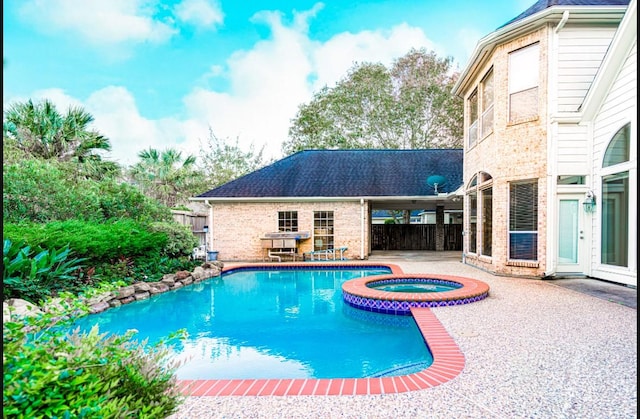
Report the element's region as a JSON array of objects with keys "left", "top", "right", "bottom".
[{"left": 176, "top": 262, "right": 478, "bottom": 396}]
